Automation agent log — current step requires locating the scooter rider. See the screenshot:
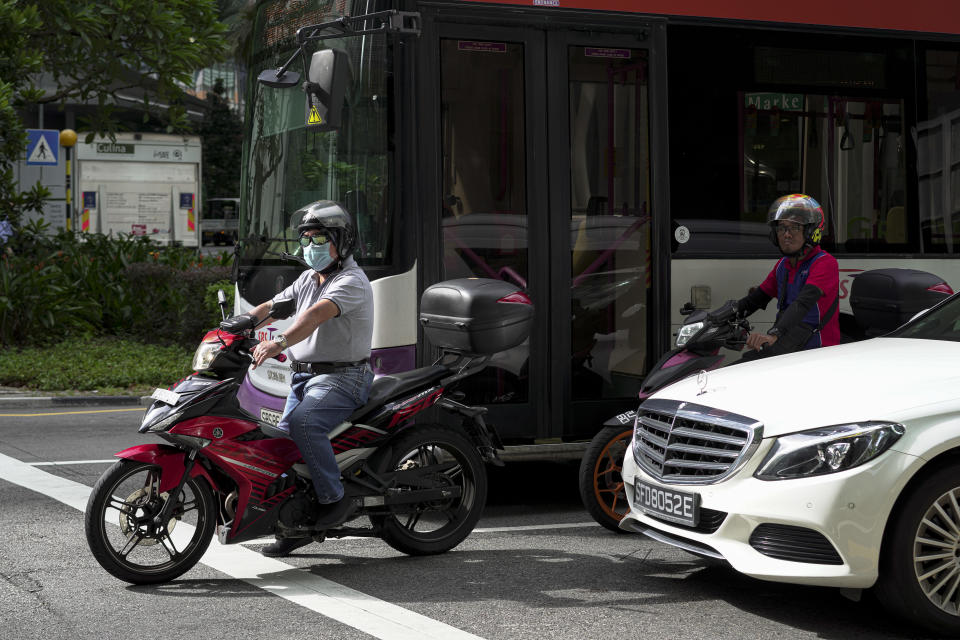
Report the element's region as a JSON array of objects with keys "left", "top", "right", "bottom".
[
  {"left": 736, "top": 194, "right": 840, "bottom": 361},
  {"left": 226, "top": 200, "right": 374, "bottom": 557}
]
